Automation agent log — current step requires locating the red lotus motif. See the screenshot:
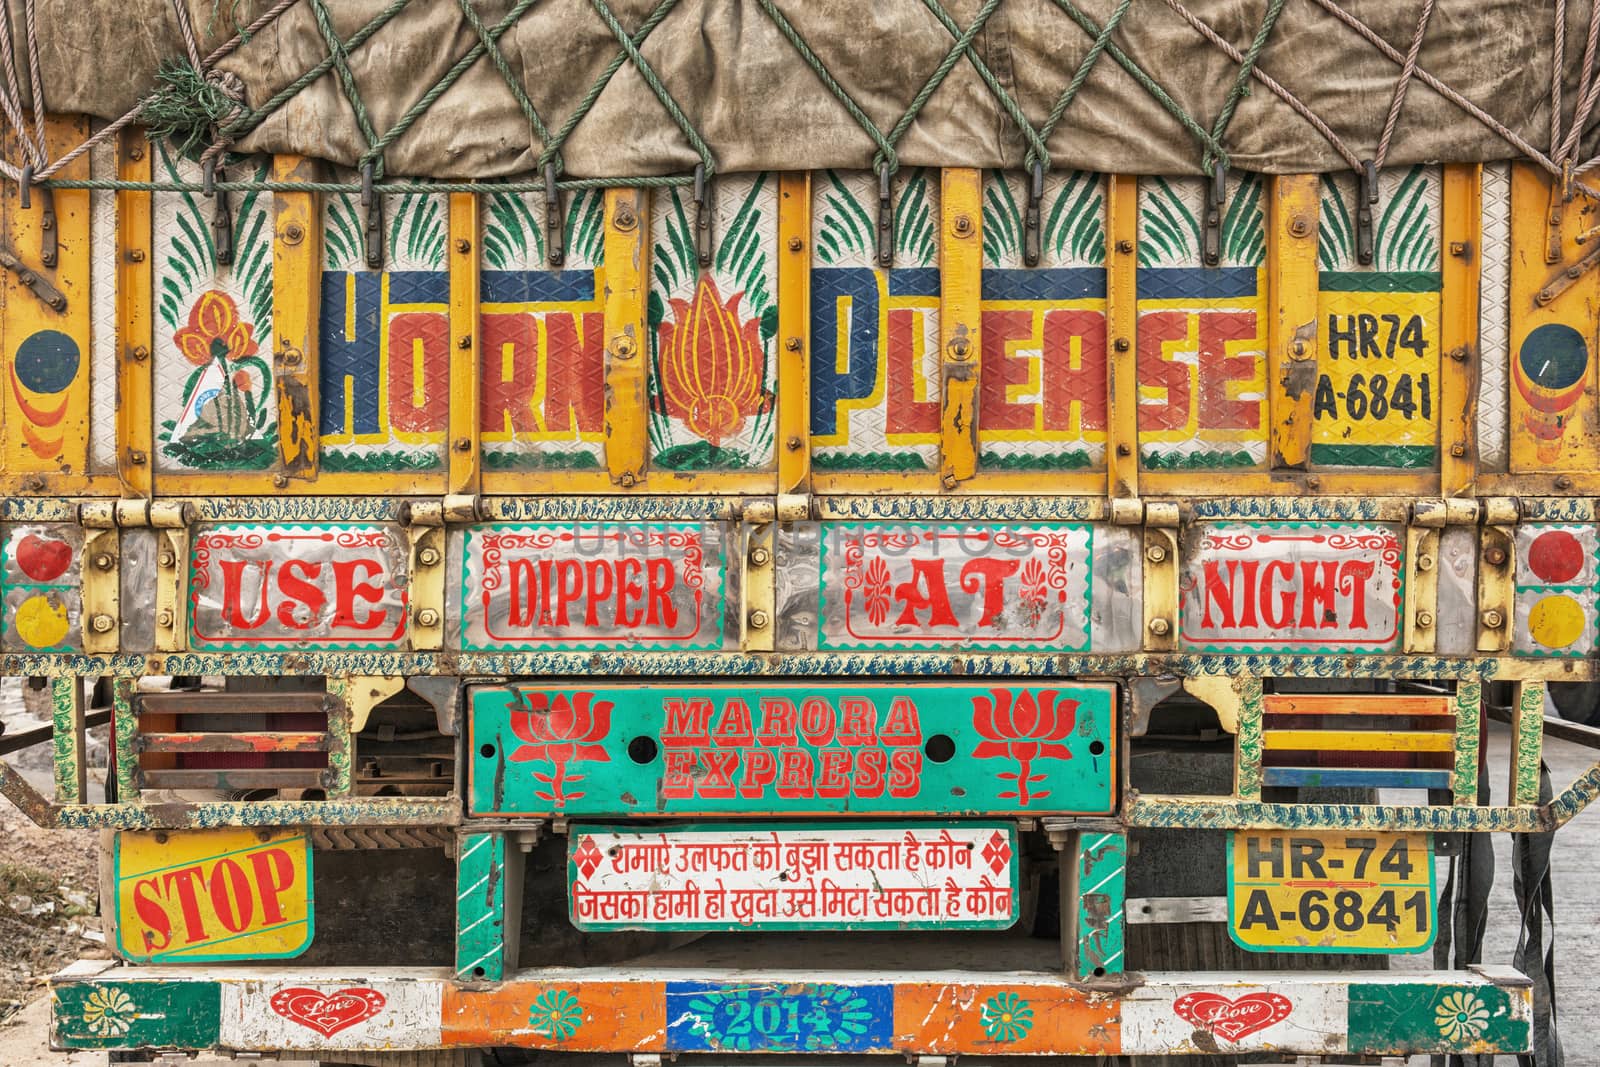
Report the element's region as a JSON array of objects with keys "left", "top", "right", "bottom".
[
  {"left": 507, "top": 690, "right": 612, "bottom": 806},
  {"left": 656, "top": 276, "right": 772, "bottom": 445},
  {"left": 971, "top": 688, "right": 1078, "bottom": 805}
]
